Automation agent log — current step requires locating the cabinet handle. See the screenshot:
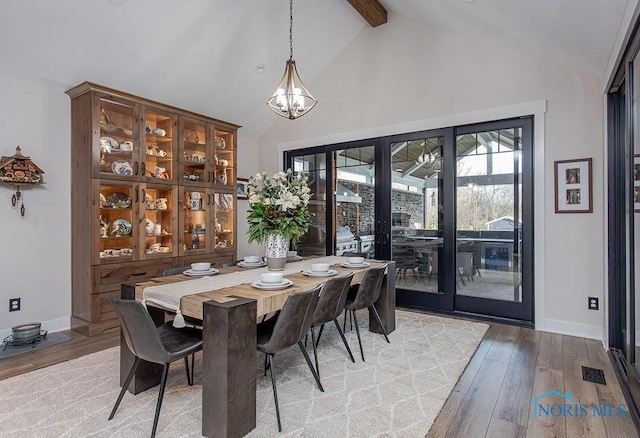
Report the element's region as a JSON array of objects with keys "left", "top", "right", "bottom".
[
  {"left": 141, "top": 162, "right": 146, "bottom": 176},
  {"left": 206, "top": 171, "right": 210, "bottom": 183},
  {"left": 142, "top": 188, "right": 146, "bottom": 204},
  {"left": 134, "top": 187, "right": 139, "bottom": 203},
  {"left": 208, "top": 194, "right": 212, "bottom": 205},
  {"left": 134, "top": 161, "right": 139, "bottom": 175},
  {"left": 128, "top": 272, "right": 147, "bottom": 278}
]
